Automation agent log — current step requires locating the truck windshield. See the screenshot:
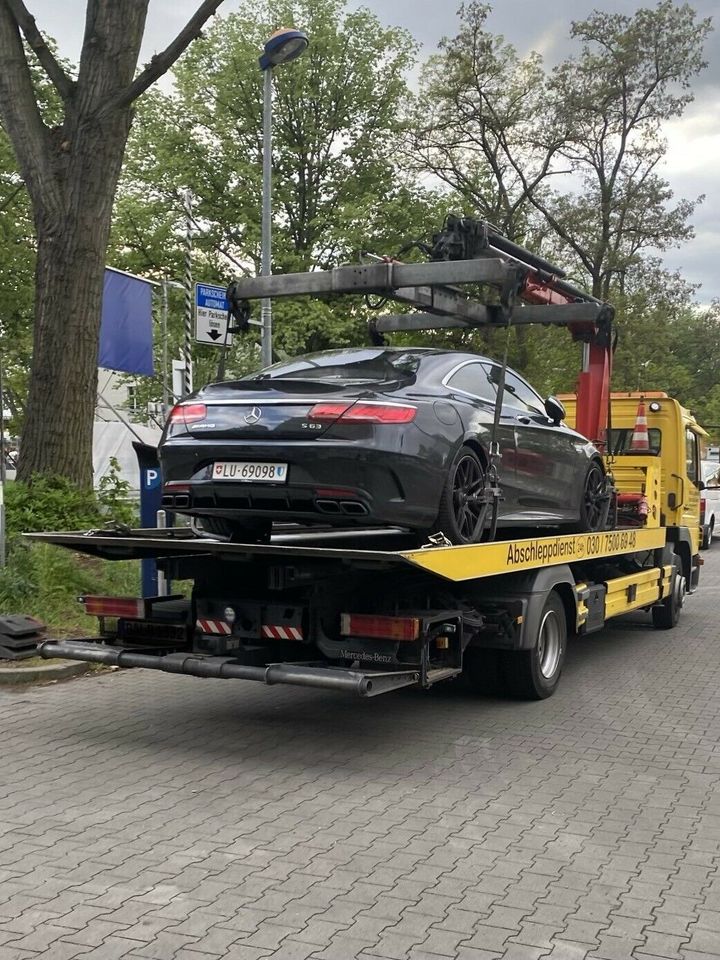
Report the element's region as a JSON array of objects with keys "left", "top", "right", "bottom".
[{"left": 608, "top": 428, "right": 661, "bottom": 455}]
